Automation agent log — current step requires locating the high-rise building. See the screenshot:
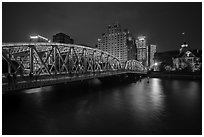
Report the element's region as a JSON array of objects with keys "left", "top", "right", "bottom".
[
  {"left": 147, "top": 44, "right": 157, "bottom": 67},
  {"left": 136, "top": 35, "right": 147, "bottom": 66},
  {"left": 97, "top": 23, "right": 136, "bottom": 62},
  {"left": 127, "top": 34, "right": 137, "bottom": 60},
  {"left": 53, "top": 33, "right": 74, "bottom": 44},
  {"left": 30, "top": 35, "right": 50, "bottom": 42}
]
